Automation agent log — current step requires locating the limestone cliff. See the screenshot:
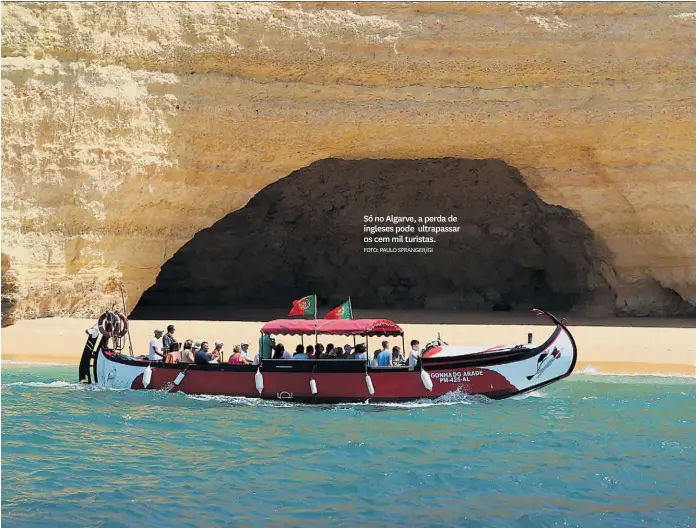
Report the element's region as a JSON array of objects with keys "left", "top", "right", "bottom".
[{"left": 2, "top": 2, "right": 694, "bottom": 321}]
